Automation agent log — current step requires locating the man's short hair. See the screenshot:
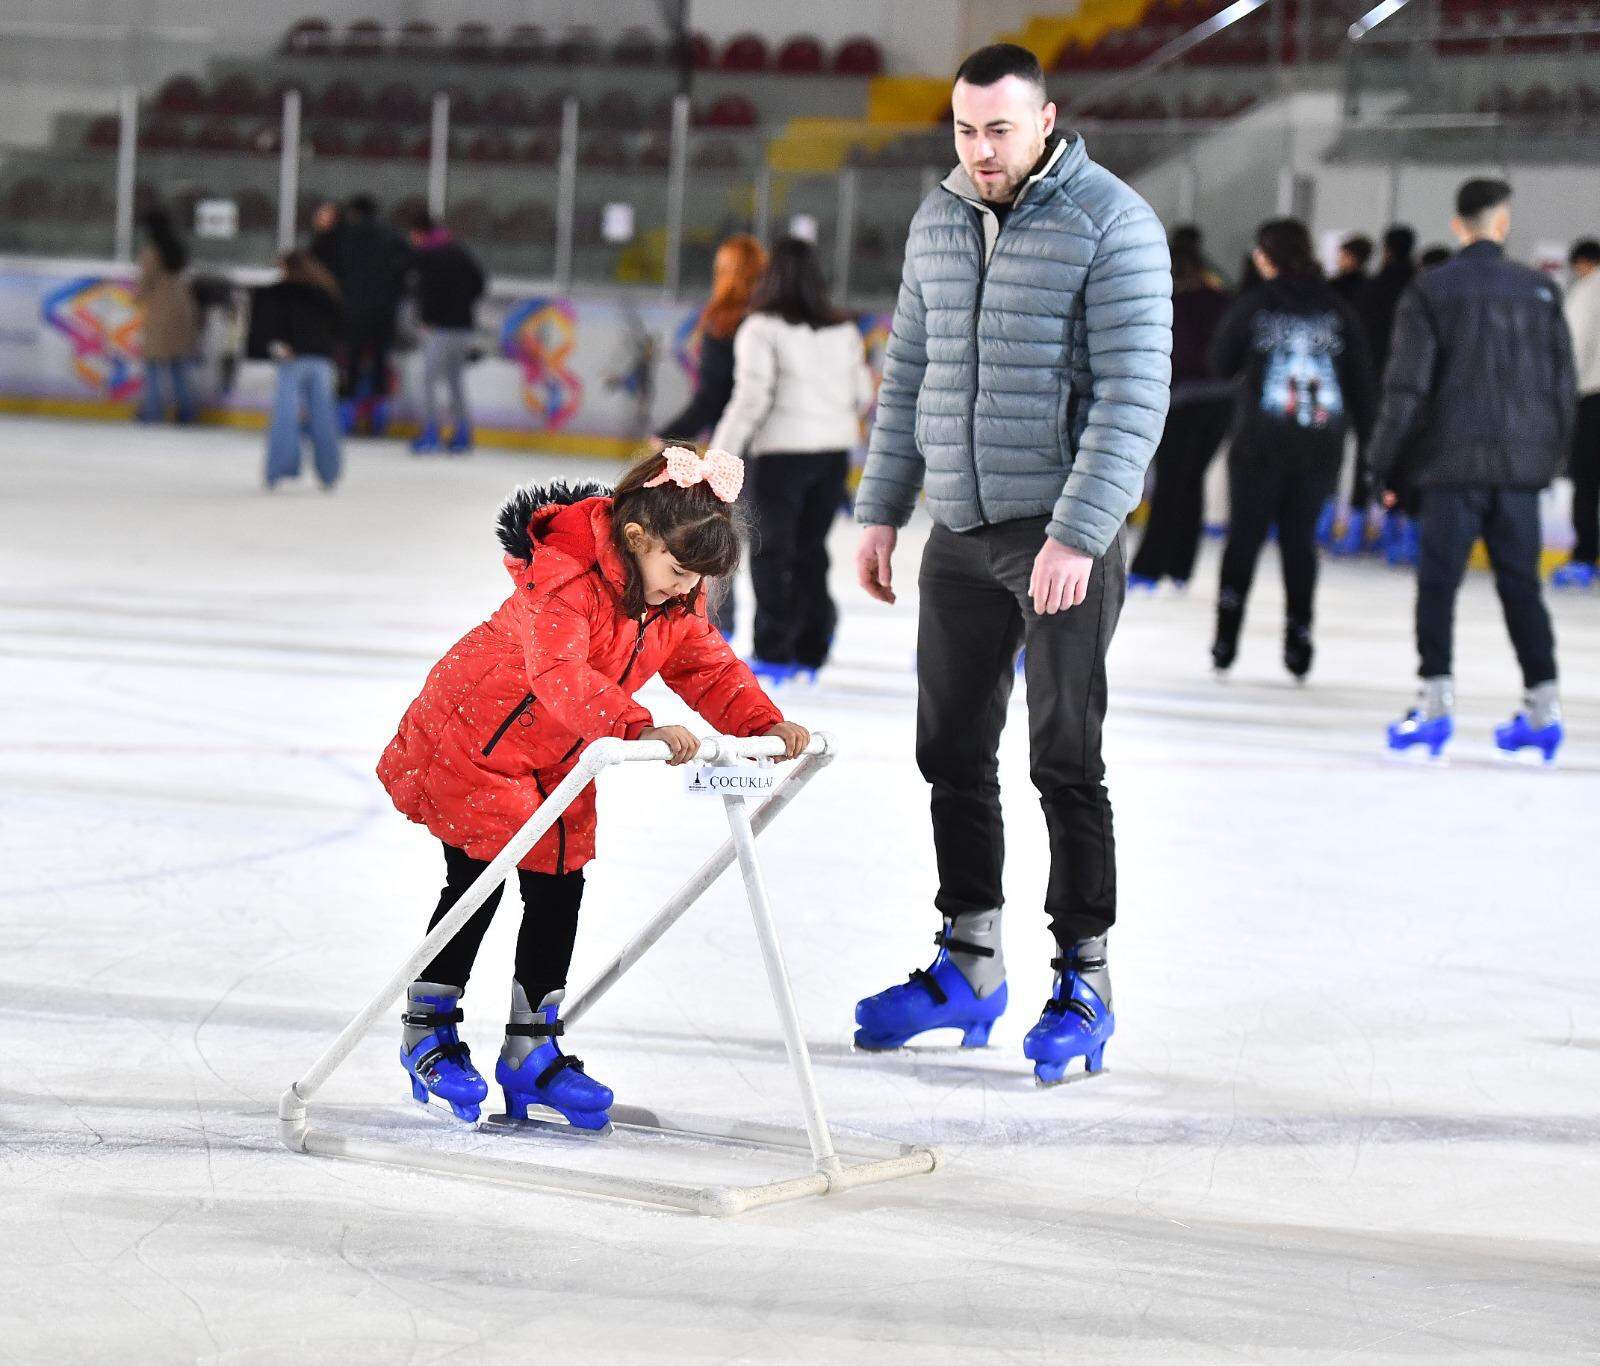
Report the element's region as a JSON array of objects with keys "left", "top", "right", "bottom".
[
  {"left": 954, "top": 43, "right": 1046, "bottom": 97},
  {"left": 1456, "top": 178, "right": 1512, "bottom": 222},
  {"left": 1570, "top": 238, "right": 1600, "bottom": 266},
  {"left": 1382, "top": 225, "right": 1416, "bottom": 259},
  {"left": 1340, "top": 234, "right": 1374, "bottom": 267}
]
